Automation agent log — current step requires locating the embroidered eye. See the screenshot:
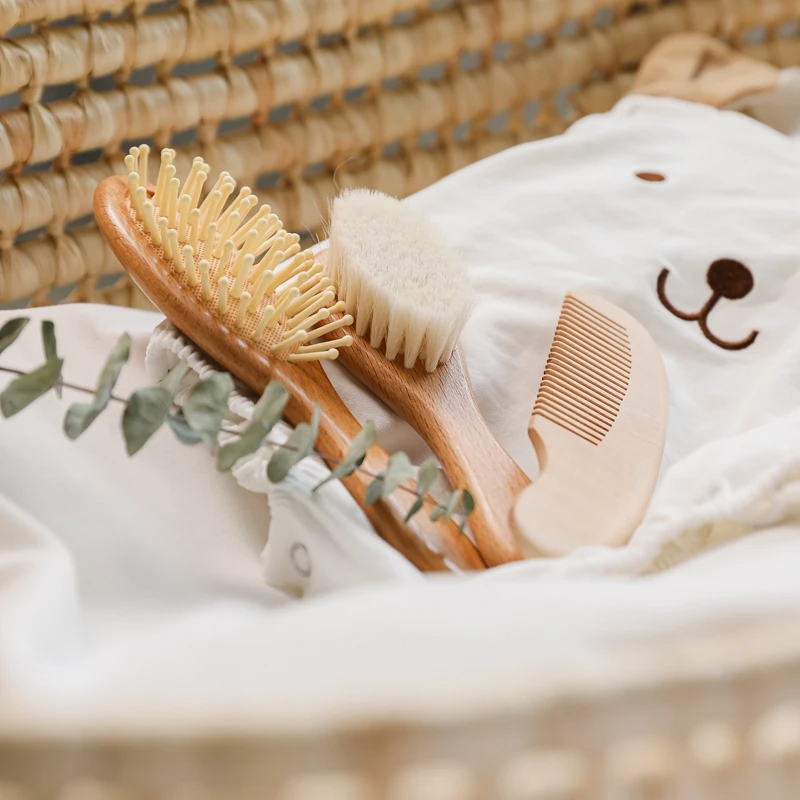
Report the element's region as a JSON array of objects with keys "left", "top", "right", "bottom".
[{"left": 636, "top": 171, "right": 666, "bottom": 182}]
